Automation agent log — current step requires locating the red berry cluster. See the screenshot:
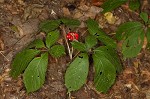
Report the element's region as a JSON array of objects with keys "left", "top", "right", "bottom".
[{"left": 66, "top": 32, "right": 79, "bottom": 41}]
